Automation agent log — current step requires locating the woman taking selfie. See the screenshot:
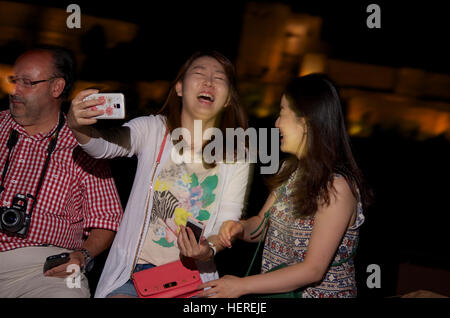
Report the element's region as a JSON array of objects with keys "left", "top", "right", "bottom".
[
  {"left": 67, "top": 51, "right": 251, "bottom": 298},
  {"left": 200, "top": 73, "right": 371, "bottom": 298}
]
